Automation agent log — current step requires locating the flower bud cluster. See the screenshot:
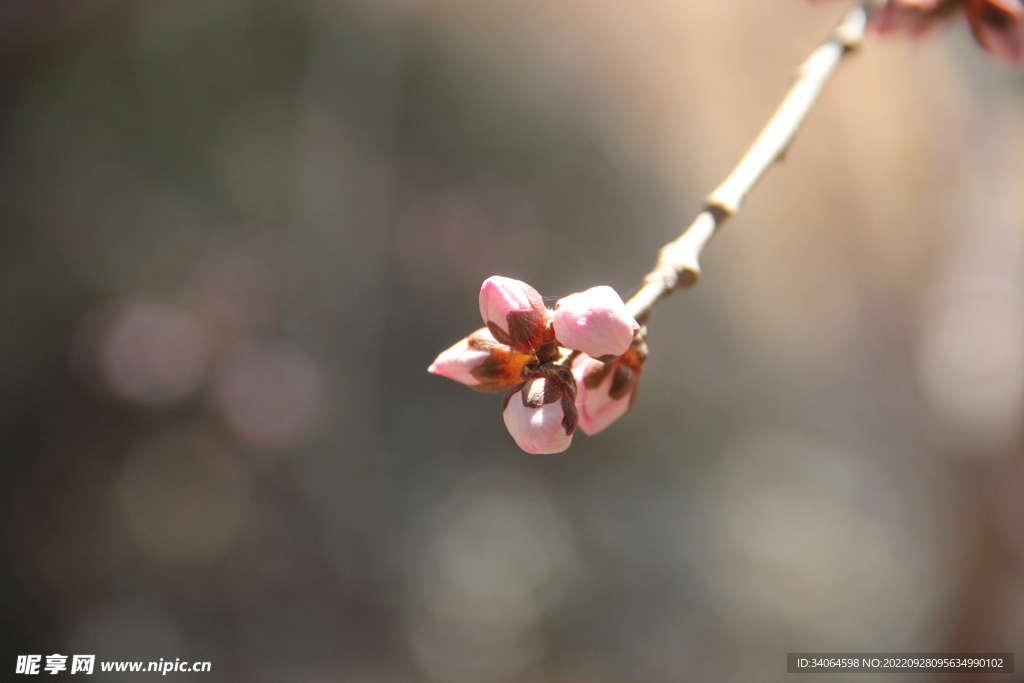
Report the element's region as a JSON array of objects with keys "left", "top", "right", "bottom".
[{"left": 429, "top": 276, "right": 643, "bottom": 453}]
